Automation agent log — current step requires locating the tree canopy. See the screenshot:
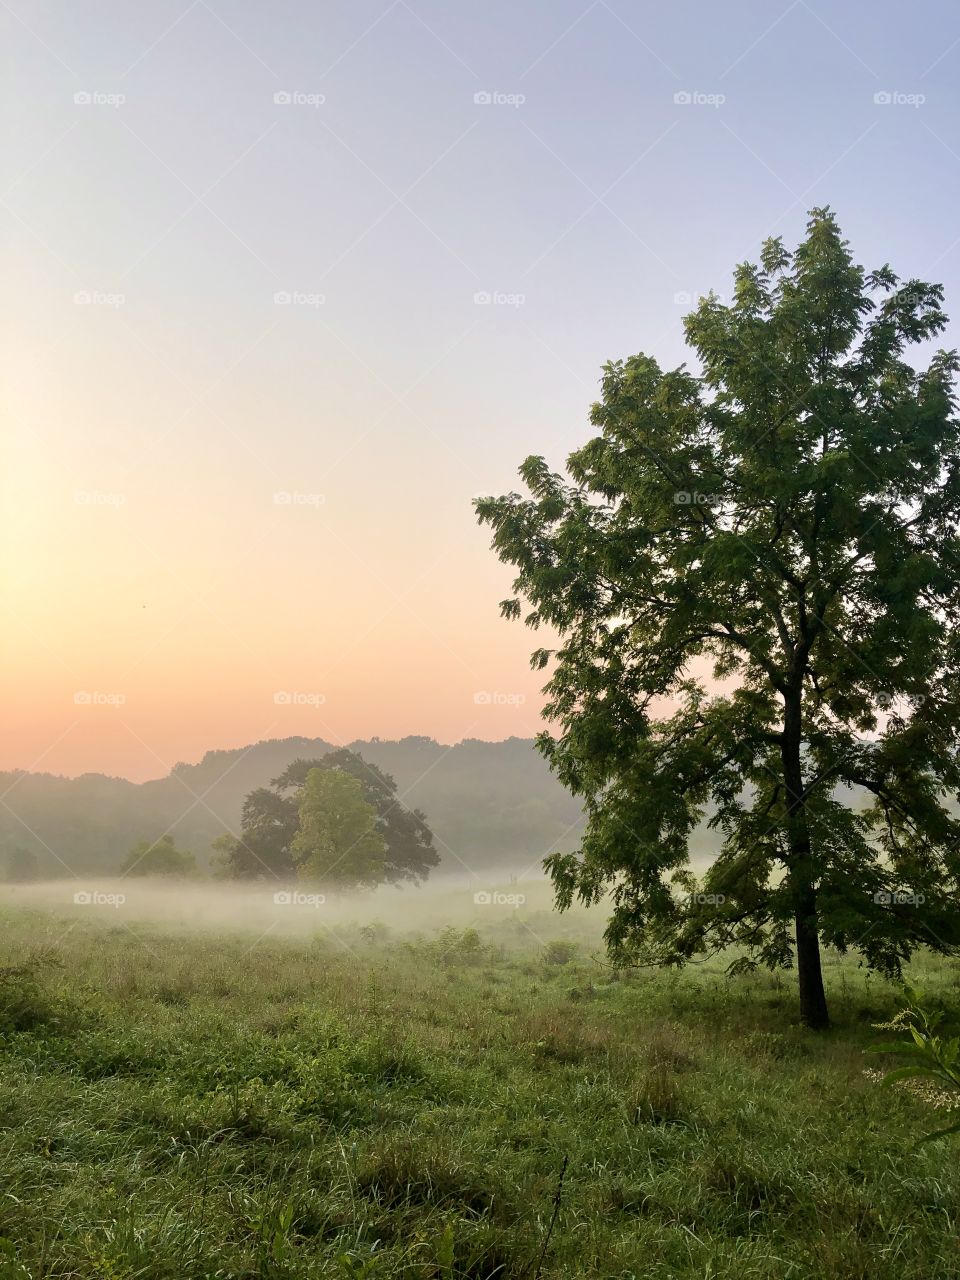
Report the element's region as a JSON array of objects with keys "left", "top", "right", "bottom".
[
  {"left": 291, "top": 767, "right": 386, "bottom": 887},
  {"left": 476, "top": 208, "right": 960, "bottom": 1028},
  {"left": 121, "top": 834, "right": 197, "bottom": 878},
  {"left": 216, "top": 747, "right": 439, "bottom": 888}
]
